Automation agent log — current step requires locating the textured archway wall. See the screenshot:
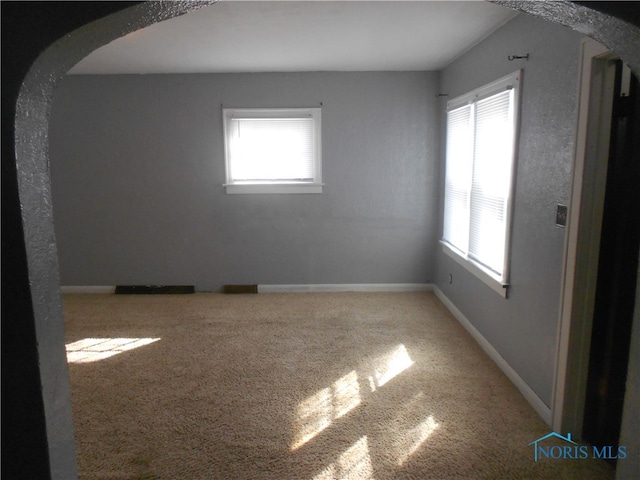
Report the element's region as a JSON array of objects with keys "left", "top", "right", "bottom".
[
  {"left": 494, "top": 1, "right": 640, "bottom": 72},
  {"left": 1, "top": 4, "right": 144, "bottom": 478},
  {"left": 2, "top": 2, "right": 639, "bottom": 479},
  {"left": 4, "top": 3, "right": 214, "bottom": 478}
]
